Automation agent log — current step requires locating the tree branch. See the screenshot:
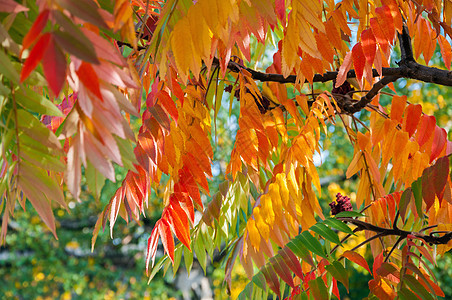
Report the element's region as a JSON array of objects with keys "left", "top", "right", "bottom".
[
  {"left": 214, "top": 57, "right": 452, "bottom": 87},
  {"left": 338, "top": 217, "right": 452, "bottom": 245}
]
